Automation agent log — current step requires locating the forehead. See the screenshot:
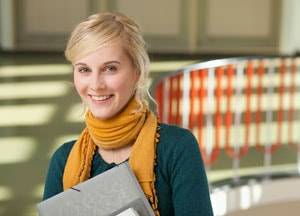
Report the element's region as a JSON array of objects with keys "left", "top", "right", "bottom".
[{"left": 74, "top": 41, "right": 131, "bottom": 65}]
